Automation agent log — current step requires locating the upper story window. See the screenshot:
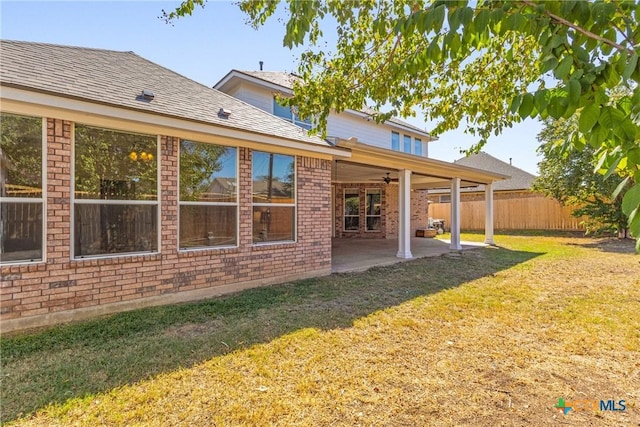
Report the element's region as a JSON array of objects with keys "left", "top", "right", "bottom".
[
  {"left": 403, "top": 135, "right": 412, "bottom": 153},
  {"left": 391, "top": 132, "right": 400, "bottom": 151},
  {"left": 0, "top": 113, "right": 44, "bottom": 264},
  {"left": 415, "top": 138, "right": 423, "bottom": 156},
  {"left": 73, "top": 125, "right": 158, "bottom": 258},
  {"left": 252, "top": 151, "right": 296, "bottom": 243},
  {"left": 273, "top": 97, "right": 312, "bottom": 130},
  {"left": 179, "top": 140, "right": 237, "bottom": 250}
]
